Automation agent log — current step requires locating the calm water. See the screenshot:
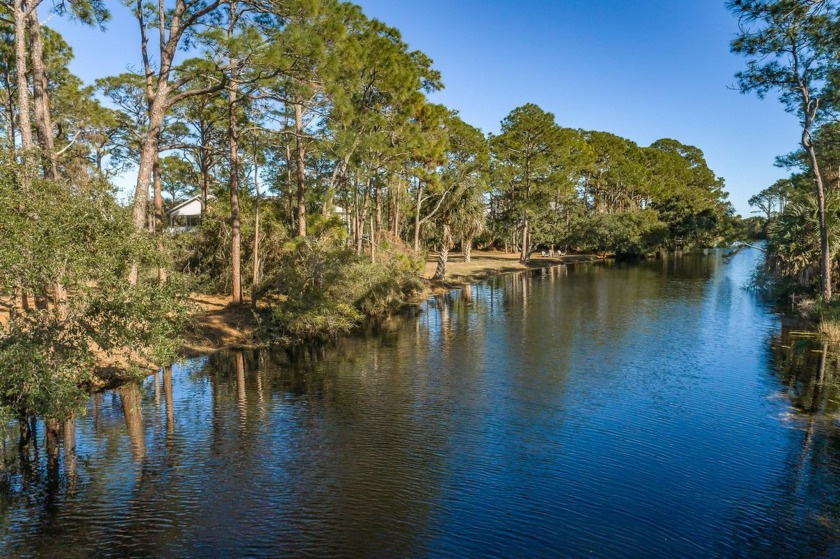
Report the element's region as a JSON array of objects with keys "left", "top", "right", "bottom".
[{"left": 3, "top": 249, "right": 840, "bottom": 558}]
